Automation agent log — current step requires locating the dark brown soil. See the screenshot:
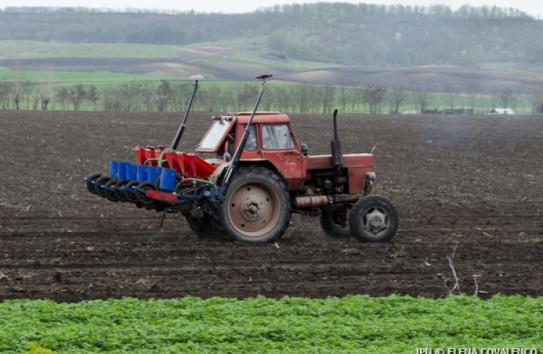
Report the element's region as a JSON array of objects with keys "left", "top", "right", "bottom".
[{"left": 0, "top": 110, "right": 542, "bottom": 301}]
